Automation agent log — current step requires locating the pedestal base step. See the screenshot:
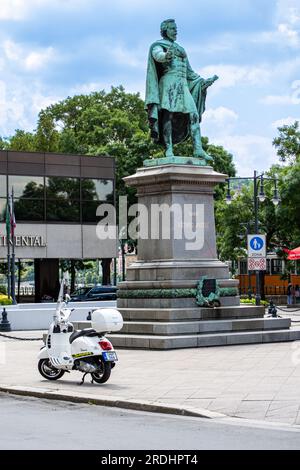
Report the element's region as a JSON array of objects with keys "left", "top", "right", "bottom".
[
  {"left": 107, "top": 328, "right": 300, "bottom": 350},
  {"left": 117, "top": 305, "right": 265, "bottom": 321},
  {"left": 117, "top": 318, "right": 291, "bottom": 336},
  {"left": 73, "top": 317, "right": 289, "bottom": 336}
]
